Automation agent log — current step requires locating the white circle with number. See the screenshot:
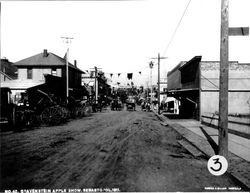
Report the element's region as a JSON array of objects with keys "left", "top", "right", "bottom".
[{"left": 207, "top": 155, "right": 228, "bottom": 176}]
